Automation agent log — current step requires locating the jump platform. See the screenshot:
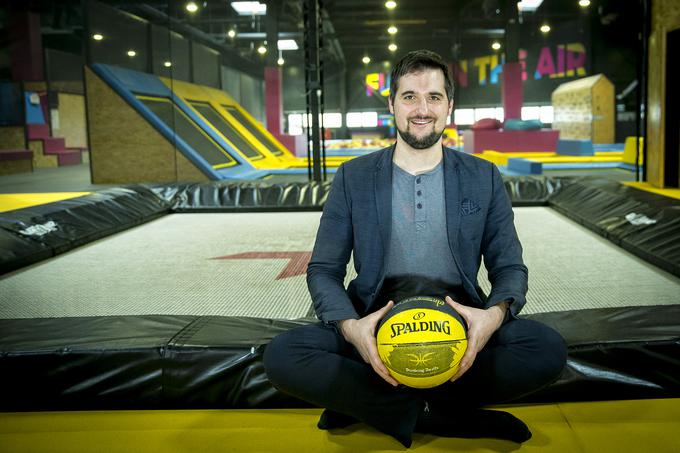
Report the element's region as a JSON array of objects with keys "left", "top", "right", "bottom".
[{"left": 463, "top": 129, "right": 560, "bottom": 153}]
